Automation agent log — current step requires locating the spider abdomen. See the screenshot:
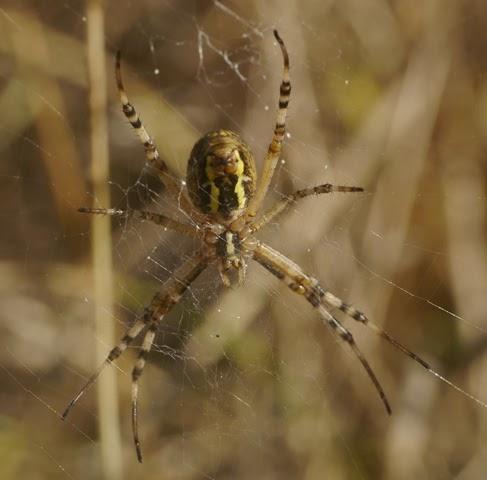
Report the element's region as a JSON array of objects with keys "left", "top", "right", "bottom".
[{"left": 186, "top": 130, "right": 256, "bottom": 221}]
